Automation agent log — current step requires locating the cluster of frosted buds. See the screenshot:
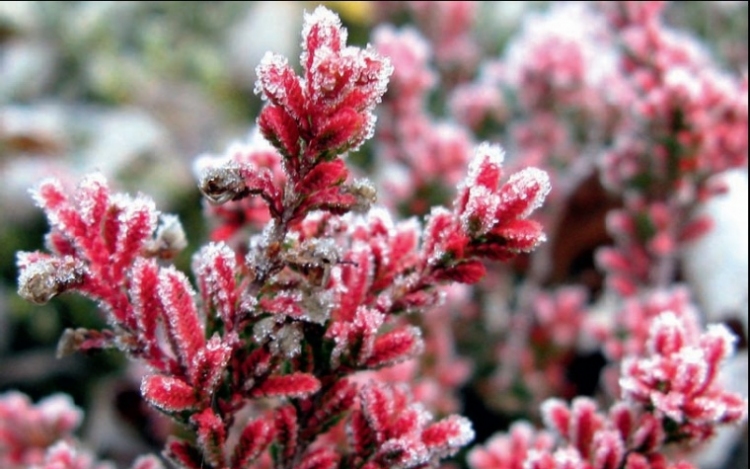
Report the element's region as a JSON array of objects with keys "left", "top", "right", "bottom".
[
  {"left": 371, "top": 25, "right": 436, "bottom": 115},
  {"left": 0, "top": 392, "right": 82, "bottom": 468},
  {"left": 596, "top": 287, "right": 700, "bottom": 362},
  {"left": 254, "top": 5, "right": 391, "bottom": 171},
  {"left": 485, "top": 286, "right": 591, "bottom": 415},
  {"left": 351, "top": 284, "right": 475, "bottom": 416},
  {"left": 372, "top": 24, "right": 474, "bottom": 215},
  {"left": 470, "top": 305, "right": 747, "bottom": 469},
  {"left": 0, "top": 391, "right": 163, "bottom": 469},
  {"left": 396, "top": 1, "right": 481, "bottom": 83},
  {"left": 599, "top": 2, "right": 748, "bottom": 197},
  {"left": 490, "top": 2, "right": 619, "bottom": 196},
  {"left": 448, "top": 77, "right": 508, "bottom": 134},
  {"left": 502, "top": 2, "right": 613, "bottom": 113},
  {"left": 620, "top": 311, "right": 748, "bottom": 445},
  {"left": 15, "top": 172, "right": 186, "bottom": 322},
  {"left": 466, "top": 421, "right": 555, "bottom": 469},
  {"left": 595, "top": 196, "right": 714, "bottom": 295},
  {"left": 427, "top": 142, "right": 549, "bottom": 279},
  {"left": 532, "top": 397, "right": 686, "bottom": 469},
  {"left": 345, "top": 382, "right": 474, "bottom": 469}
]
